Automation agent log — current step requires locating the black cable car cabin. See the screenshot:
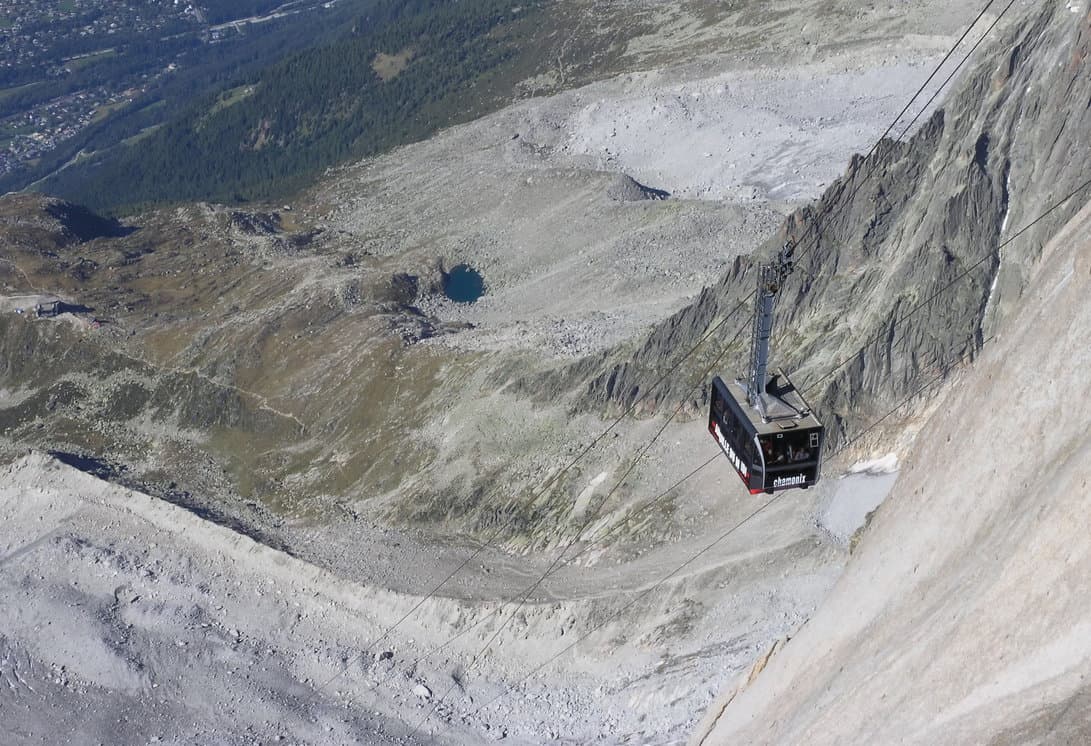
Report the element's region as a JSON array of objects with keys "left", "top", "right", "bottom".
[
  {"left": 708, "top": 242, "right": 825, "bottom": 493},
  {"left": 708, "top": 373, "right": 824, "bottom": 494}
]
